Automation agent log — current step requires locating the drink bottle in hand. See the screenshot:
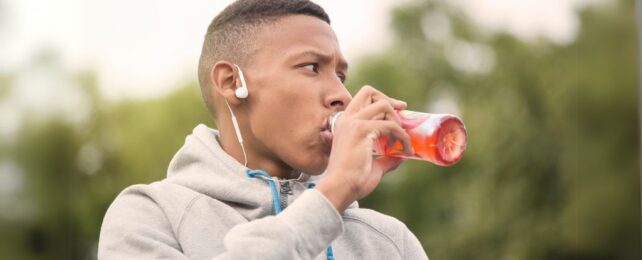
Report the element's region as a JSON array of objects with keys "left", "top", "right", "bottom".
[{"left": 328, "top": 110, "right": 467, "bottom": 166}]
